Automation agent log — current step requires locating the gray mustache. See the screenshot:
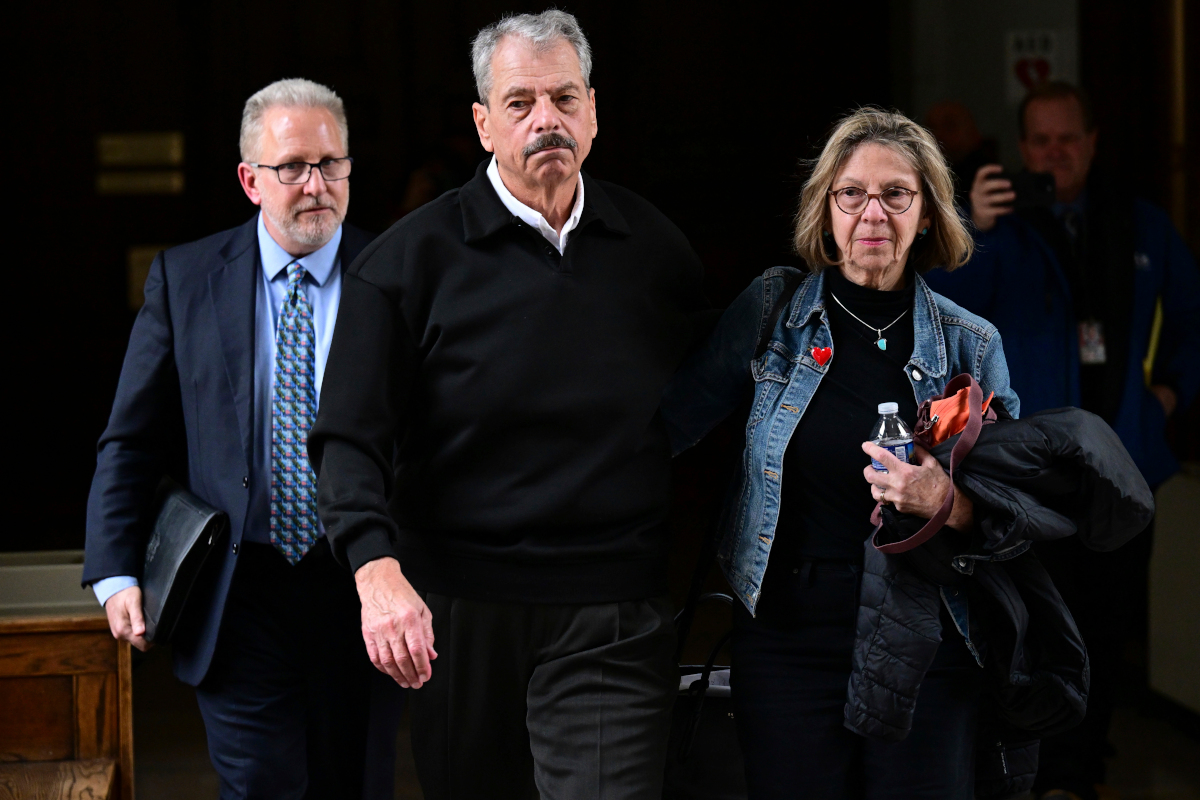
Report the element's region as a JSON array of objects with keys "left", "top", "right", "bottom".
[
  {"left": 522, "top": 133, "right": 578, "bottom": 158},
  {"left": 291, "top": 197, "right": 336, "bottom": 215}
]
